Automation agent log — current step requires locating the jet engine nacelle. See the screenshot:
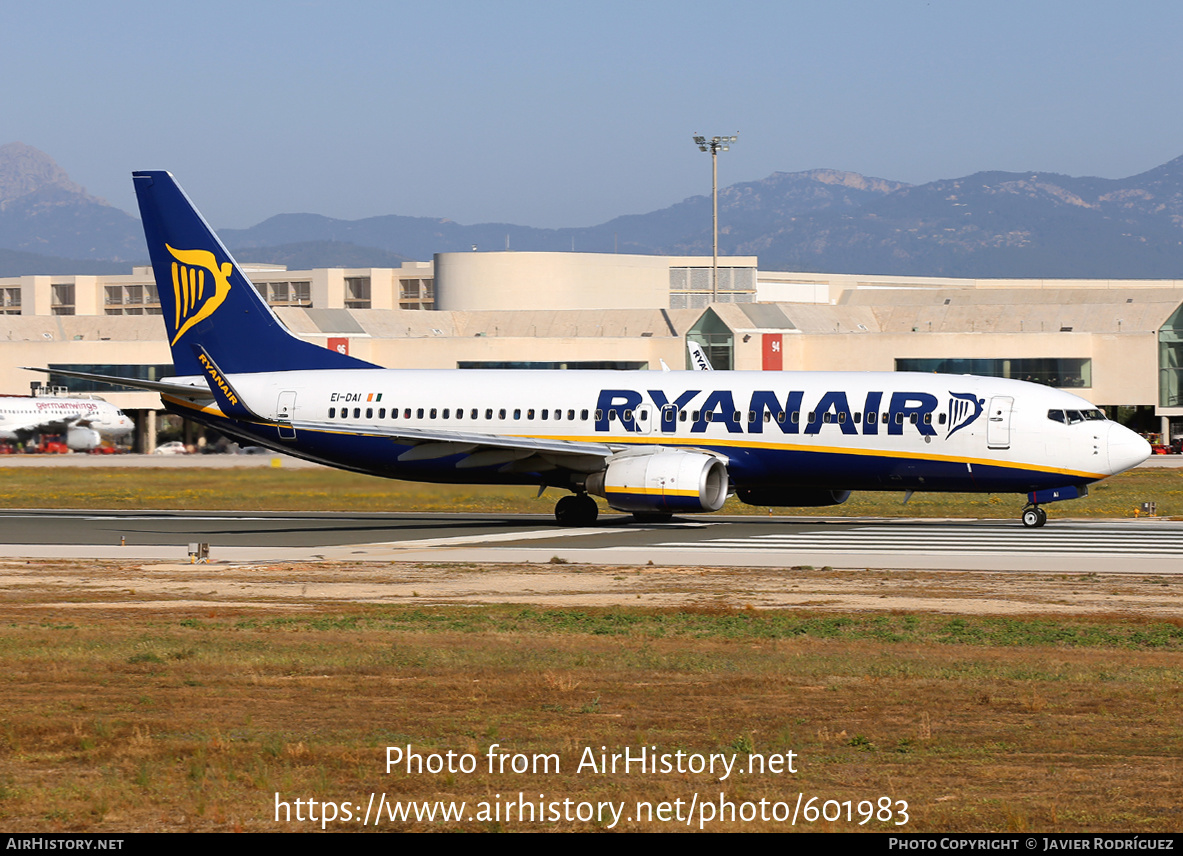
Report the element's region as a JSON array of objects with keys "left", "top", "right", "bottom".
[
  {"left": 66, "top": 426, "right": 102, "bottom": 451},
  {"left": 584, "top": 450, "right": 728, "bottom": 513},
  {"left": 736, "top": 486, "right": 851, "bottom": 507}
]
